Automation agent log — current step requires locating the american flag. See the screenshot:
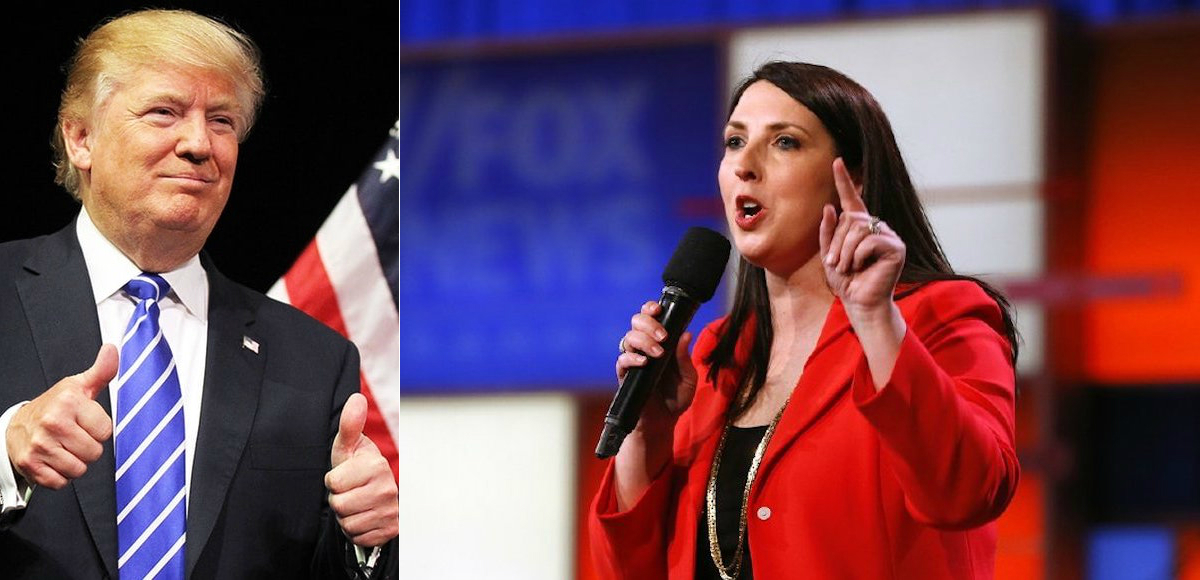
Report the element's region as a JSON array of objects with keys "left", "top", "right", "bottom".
[{"left": 267, "top": 121, "right": 399, "bottom": 480}]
